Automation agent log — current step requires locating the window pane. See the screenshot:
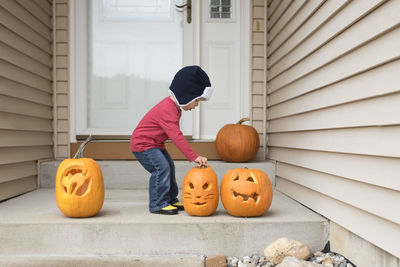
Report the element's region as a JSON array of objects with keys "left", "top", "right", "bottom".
[
  {"left": 221, "top": 12, "right": 230, "bottom": 18},
  {"left": 210, "top": 12, "right": 220, "bottom": 18},
  {"left": 221, "top": 6, "right": 231, "bottom": 12},
  {"left": 209, "top": 0, "right": 231, "bottom": 19},
  {"left": 221, "top": 0, "right": 230, "bottom": 5}
]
